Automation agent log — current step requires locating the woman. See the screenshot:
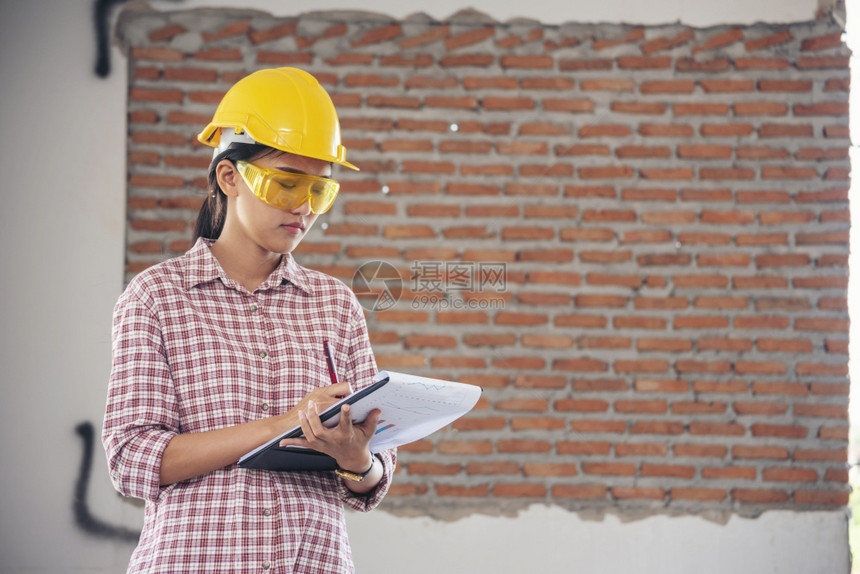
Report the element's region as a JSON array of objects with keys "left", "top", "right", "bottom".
[{"left": 103, "top": 67, "right": 395, "bottom": 573}]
